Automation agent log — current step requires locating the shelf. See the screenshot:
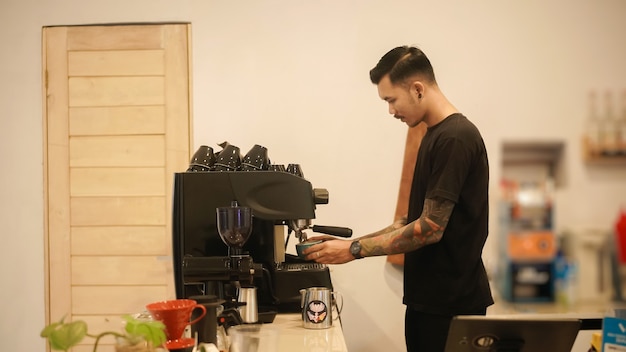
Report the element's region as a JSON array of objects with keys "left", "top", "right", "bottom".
[
  {"left": 502, "top": 141, "right": 564, "bottom": 165},
  {"left": 501, "top": 140, "right": 565, "bottom": 187},
  {"left": 582, "top": 137, "right": 626, "bottom": 165}
]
